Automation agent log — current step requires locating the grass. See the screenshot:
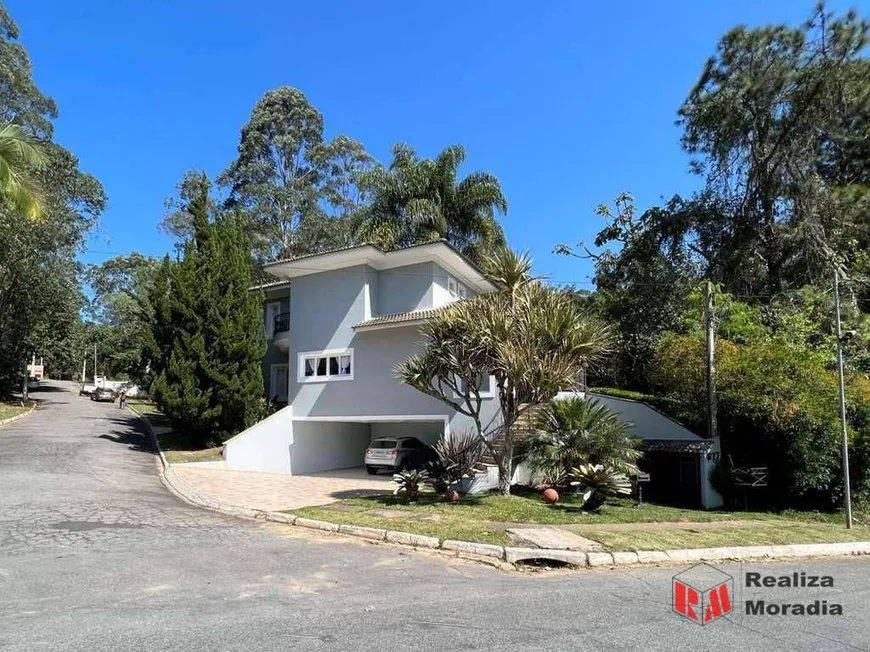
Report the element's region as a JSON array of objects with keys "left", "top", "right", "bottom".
[
  {"left": 0, "top": 399, "right": 35, "bottom": 423},
  {"left": 127, "top": 401, "right": 223, "bottom": 464},
  {"left": 291, "top": 492, "right": 869, "bottom": 551}
]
